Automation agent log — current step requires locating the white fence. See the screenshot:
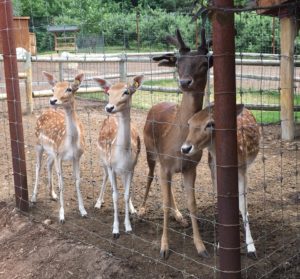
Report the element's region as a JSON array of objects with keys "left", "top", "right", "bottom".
[{"left": 0, "top": 52, "right": 300, "bottom": 113}]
